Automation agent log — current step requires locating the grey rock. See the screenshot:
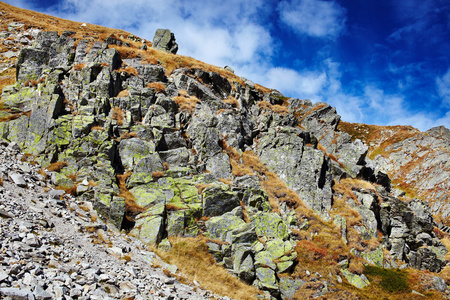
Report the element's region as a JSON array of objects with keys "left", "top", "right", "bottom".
[
  {"left": 152, "top": 29, "right": 178, "bottom": 54},
  {"left": 10, "top": 173, "right": 27, "bottom": 187},
  {"left": 203, "top": 183, "right": 240, "bottom": 217}
]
